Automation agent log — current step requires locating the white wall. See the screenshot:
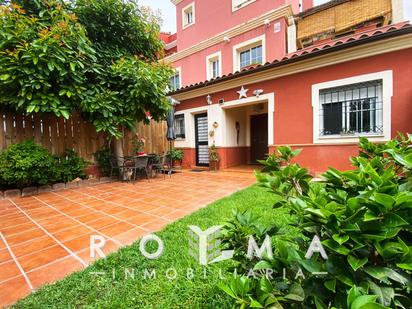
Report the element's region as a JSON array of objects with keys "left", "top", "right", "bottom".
[{"left": 224, "top": 108, "right": 247, "bottom": 147}]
